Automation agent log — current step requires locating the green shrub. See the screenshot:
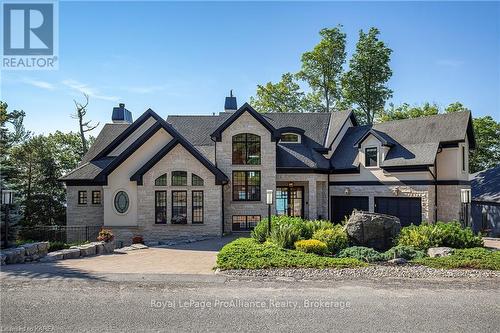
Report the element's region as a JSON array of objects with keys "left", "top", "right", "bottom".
[
  {"left": 48, "top": 241, "right": 67, "bottom": 252},
  {"left": 337, "top": 246, "right": 385, "bottom": 262},
  {"left": 216, "top": 238, "right": 366, "bottom": 270},
  {"left": 269, "top": 222, "right": 303, "bottom": 249},
  {"left": 397, "top": 222, "right": 483, "bottom": 250},
  {"left": 302, "top": 220, "right": 334, "bottom": 239},
  {"left": 312, "top": 226, "right": 348, "bottom": 254},
  {"left": 384, "top": 245, "right": 426, "bottom": 260},
  {"left": 413, "top": 248, "right": 500, "bottom": 270},
  {"left": 294, "top": 239, "right": 328, "bottom": 255}
]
